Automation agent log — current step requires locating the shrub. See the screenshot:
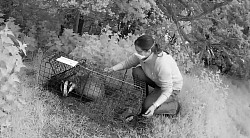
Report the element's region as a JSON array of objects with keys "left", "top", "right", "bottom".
[{"left": 0, "top": 21, "right": 27, "bottom": 130}]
